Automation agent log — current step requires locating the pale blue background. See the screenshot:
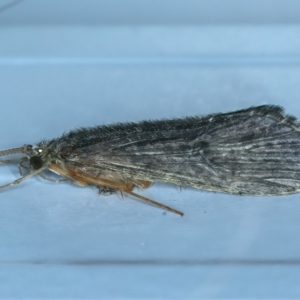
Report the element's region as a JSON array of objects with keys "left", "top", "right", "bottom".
[{"left": 1, "top": 0, "right": 300, "bottom": 299}]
